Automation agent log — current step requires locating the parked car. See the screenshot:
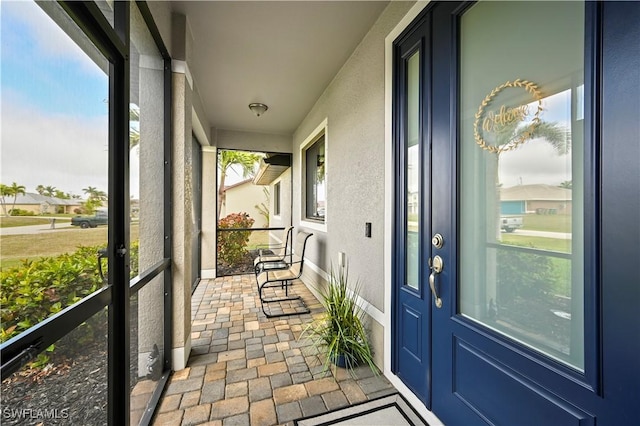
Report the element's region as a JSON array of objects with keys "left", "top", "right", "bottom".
[
  {"left": 71, "top": 210, "right": 108, "bottom": 229},
  {"left": 500, "top": 216, "right": 523, "bottom": 233}
]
